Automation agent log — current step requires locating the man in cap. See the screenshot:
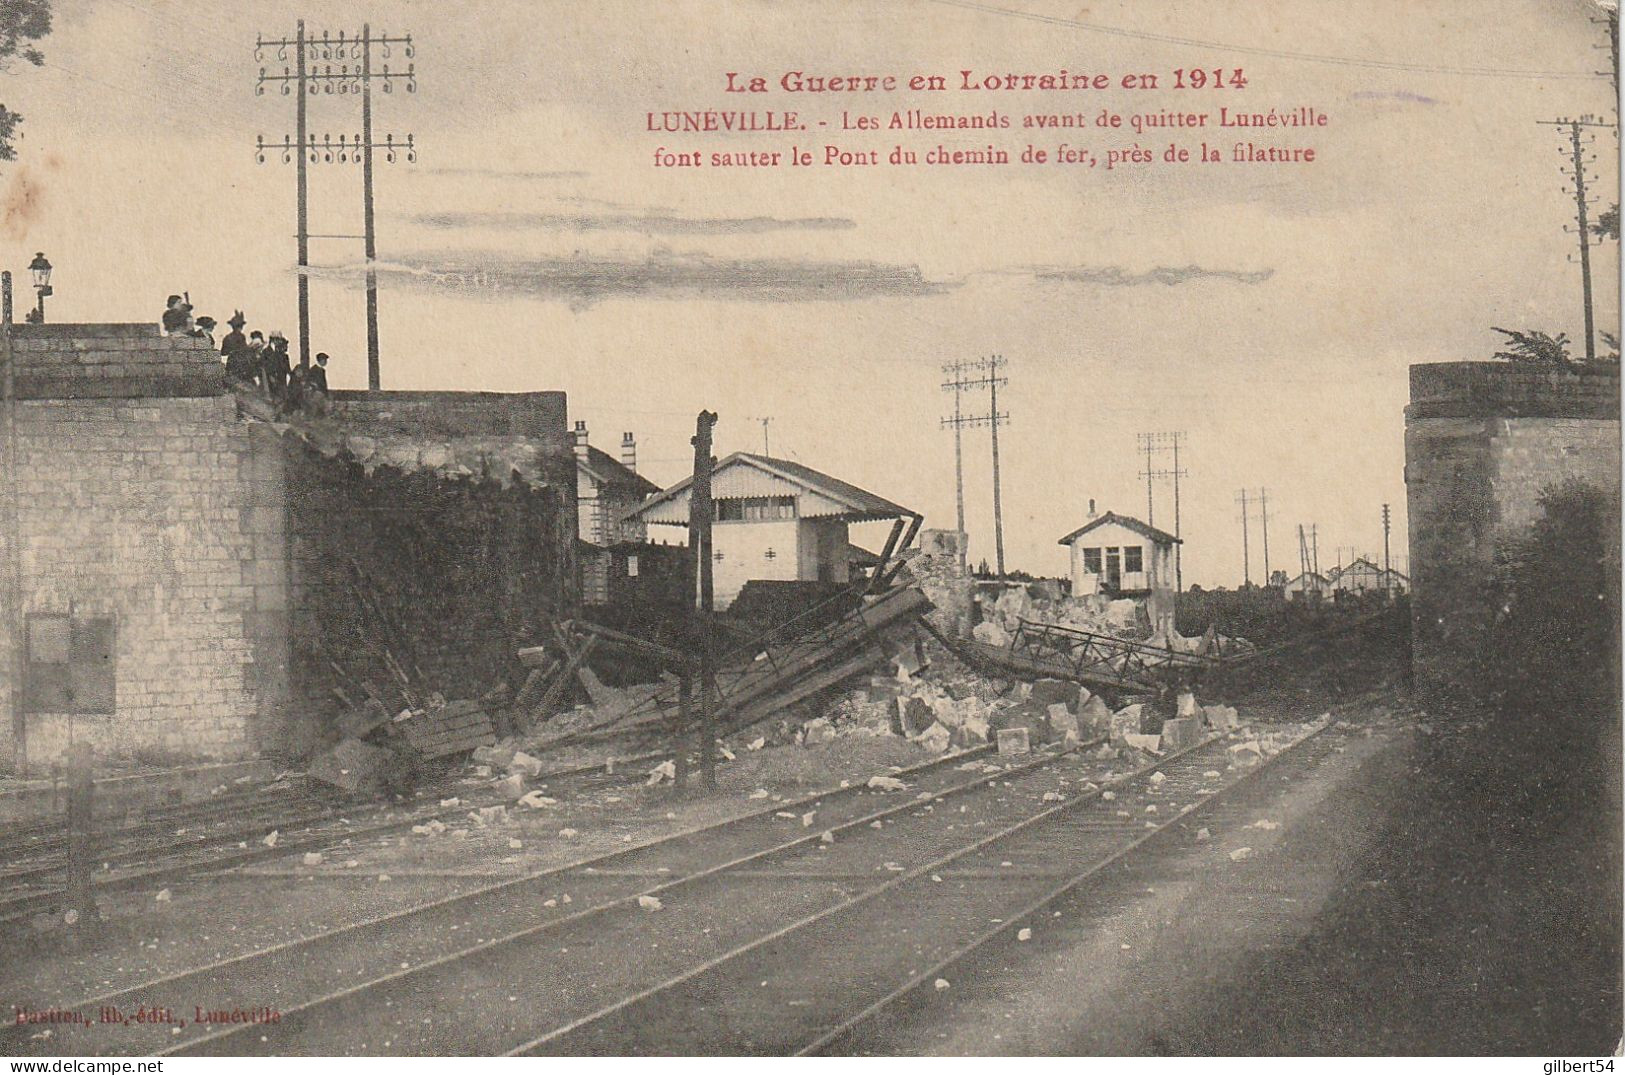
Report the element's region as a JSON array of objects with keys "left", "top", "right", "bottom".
[
  {"left": 262, "top": 330, "right": 292, "bottom": 400},
  {"left": 304, "top": 352, "right": 332, "bottom": 415}
]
